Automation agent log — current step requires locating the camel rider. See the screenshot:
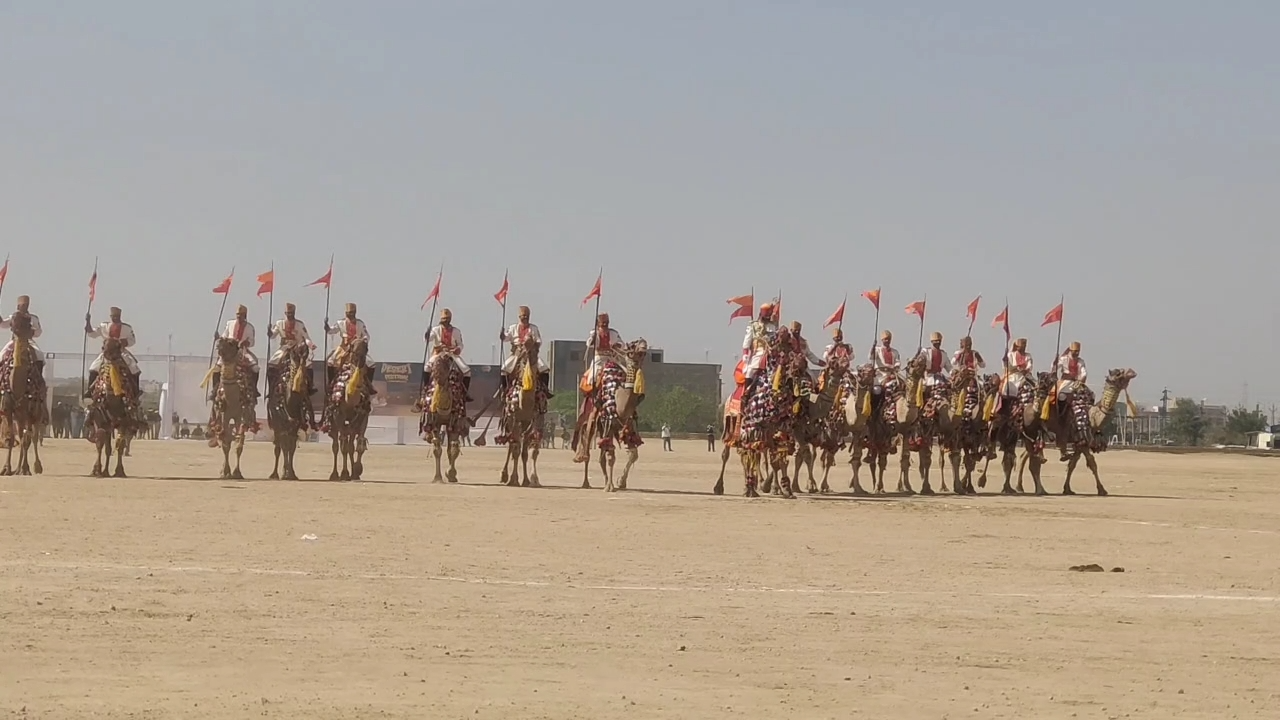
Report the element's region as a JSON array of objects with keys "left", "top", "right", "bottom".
[
  {"left": 789, "top": 320, "right": 826, "bottom": 371},
  {"left": 266, "top": 302, "right": 318, "bottom": 395},
  {"left": 1000, "top": 337, "right": 1034, "bottom": 400},
  {"left": 427, "top": 308, "right": 473, "bottom": 402},
  {"left": 739, "top": 302, "right": 779, "bottom": 401},
  {"left": 324, "top": 302, "right": 376, "bottom": 396},
  {"left": 0, "top": 295, "right": 45, "bottom": 375},
  {"left": 917, "top": 331, "right": 953, "bottom": 389},
  {"left": 823, "top": 328, "right": 854, "bottom": 364},
  {"left": 870, "top": 330, "right": 901, "bottom": 397},
  {"left": 951, "top": 336, "right": 986, "bottom": 373},
  {"left": 210, "top": 304, "right": 260, "bottom": 401},
  {"left": 84, "top": 306, "right": 141, "bottom": 399},
  {"left": 1053, "top": 341, "right": 1087, "bottom": 403},
  {"left": 498, "top": 305, "right": 552, "bottom": 397},
  {"left": 585, "top": 312, "right": 625, "bottom": 390}
]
